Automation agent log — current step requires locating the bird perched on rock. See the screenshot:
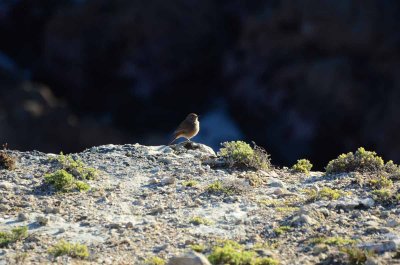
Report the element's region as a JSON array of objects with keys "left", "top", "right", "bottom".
[{"left": 169, "top": 113, "right": 200, "bottom": 145}]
